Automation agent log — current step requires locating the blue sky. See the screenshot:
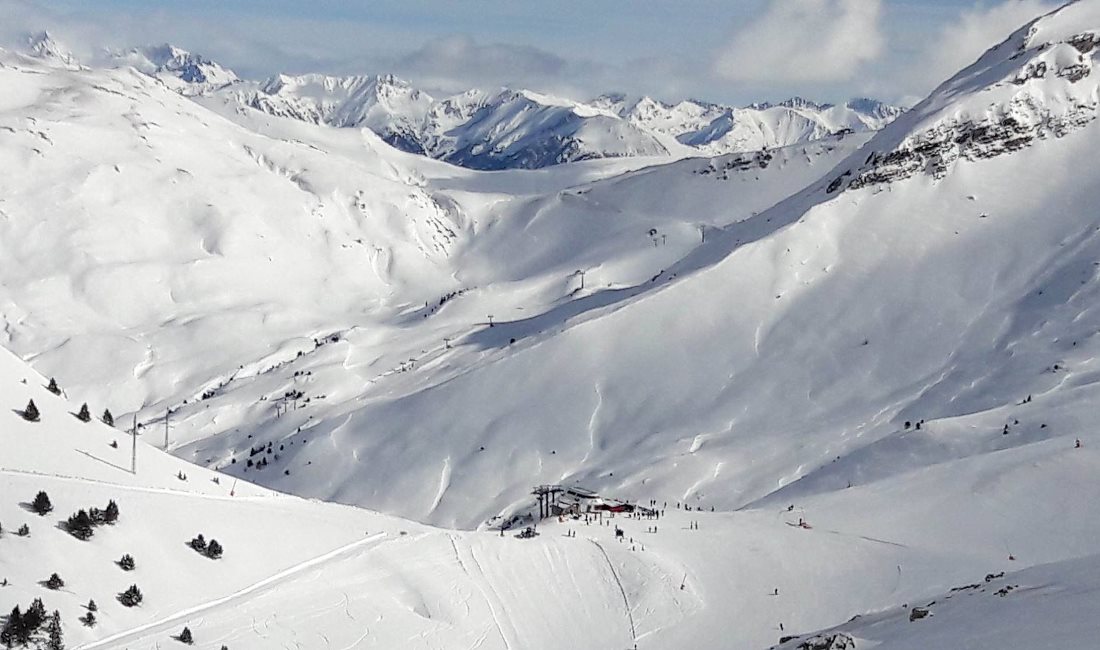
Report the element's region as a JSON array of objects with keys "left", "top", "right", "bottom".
[{"left": 0, "top": 0, "right": 1063, "bottom": 106}]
